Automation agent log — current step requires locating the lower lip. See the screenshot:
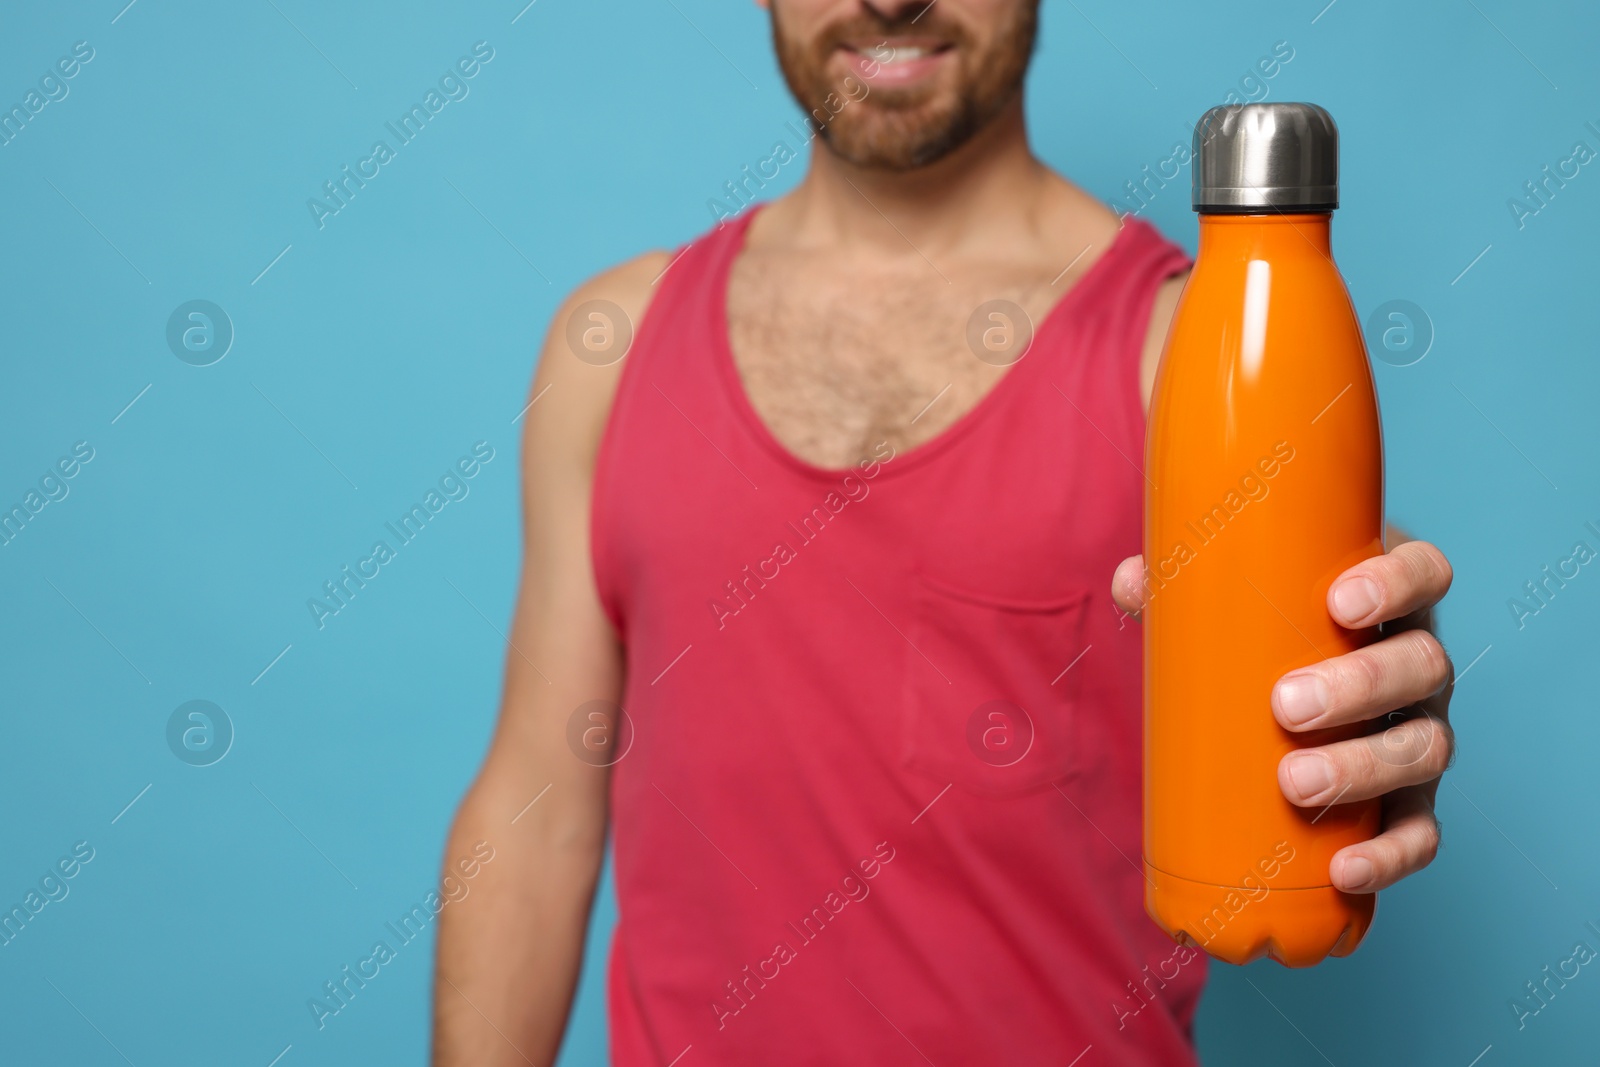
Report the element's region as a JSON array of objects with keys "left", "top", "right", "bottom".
[{"left": 843, "top": 47, "right": 950, "bottom": 87}]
